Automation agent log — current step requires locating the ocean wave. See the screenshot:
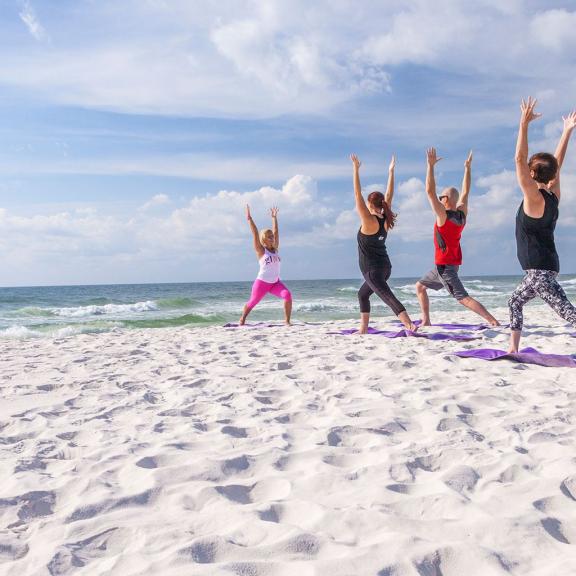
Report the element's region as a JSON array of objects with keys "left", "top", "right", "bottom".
[
  {"left": 295, "top": 302, "right": 340, "bottom": 312},
  {"left": 156, "top": 297, "right": 198, "bottom": 309},
  {"left": 560, "top": 278, "right": 576, "bottom": 287},
  {"left": 0, "top": 322, "right": 119, "bottom": 339},
  {"left": 337, "top": 286, "right": 360, "bottom": 292},
  {"left": 50, "top": 300, "right": 159, "bottom": 317},
  {"left": 121, "top": 313, "right": 222, "bottom": 329},
  {"left": 11, "top": 306, "right": 56, "bottom": 317}
]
